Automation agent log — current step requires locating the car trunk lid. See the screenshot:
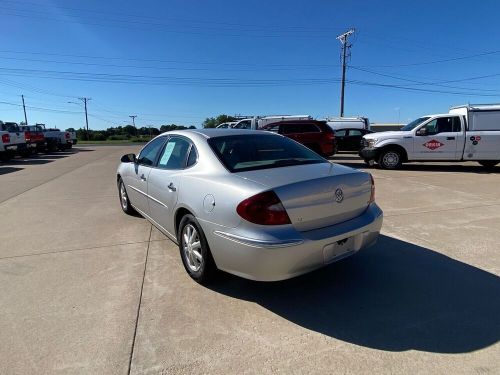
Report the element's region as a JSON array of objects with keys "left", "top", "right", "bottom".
[{"left": 235, "top": 163, "right": 372, "bottom": 231}]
